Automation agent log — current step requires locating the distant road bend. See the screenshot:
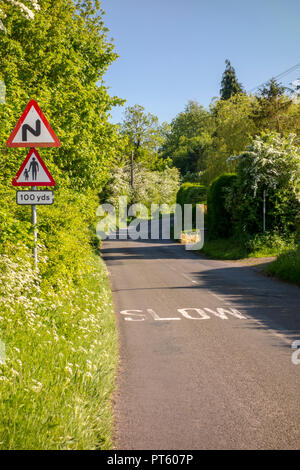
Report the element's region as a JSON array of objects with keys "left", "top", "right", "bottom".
[{"left": 102, "top": 223, "right": 300, "bottom": 450}]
